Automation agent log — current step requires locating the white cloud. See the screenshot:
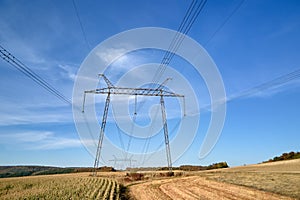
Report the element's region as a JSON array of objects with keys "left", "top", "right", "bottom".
[
  {"left": 58, "top": 64, "right": 78, "bottom": 81},
  {"left": 96, "top": 47, "right": 129, "bottom": 66},
  {"left": 94, "top": 47, "right": 147, "bottom": 82}
]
